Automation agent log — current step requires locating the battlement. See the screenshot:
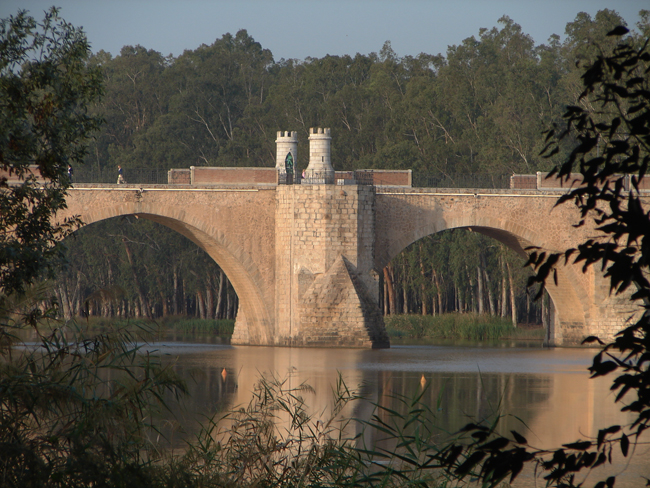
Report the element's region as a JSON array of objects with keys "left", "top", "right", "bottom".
[
  {"left": 276, "top": 130, "right": 298, "bottom": 141},
  {"left": 309, "top": 127, "right": 331, "bottom": 137}
]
